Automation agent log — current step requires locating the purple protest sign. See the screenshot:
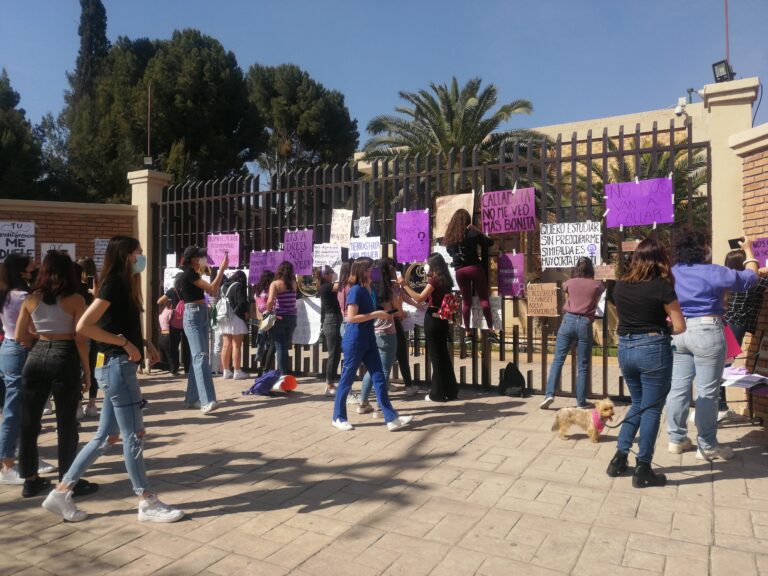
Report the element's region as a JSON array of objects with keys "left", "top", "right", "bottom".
[
  {"left": 481, "top": 188, "right": 536, "bottom": 234},
  {"left": 395, "top": 210, "right": 430, "bottom": 263},
  {"left": 498, "top": 253, "right": 525, "bottom": 297},
  {"left": 283, "top": 229, "right": 313, "bottom": 275},
  {"left": 604, "top": 178, "right": 674, "bottom": 228},
  {"left": 248, "top": 252, "right": 268, "bottom": 284},
  {"left": 753, "top": 237, "right": 768, "bottom": 267},
  {"left": 206, "top": 233, "right": 239, "bottom": 267},
  {"left": 266, "top": 251, "right": 284, "bottom": 271}
]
